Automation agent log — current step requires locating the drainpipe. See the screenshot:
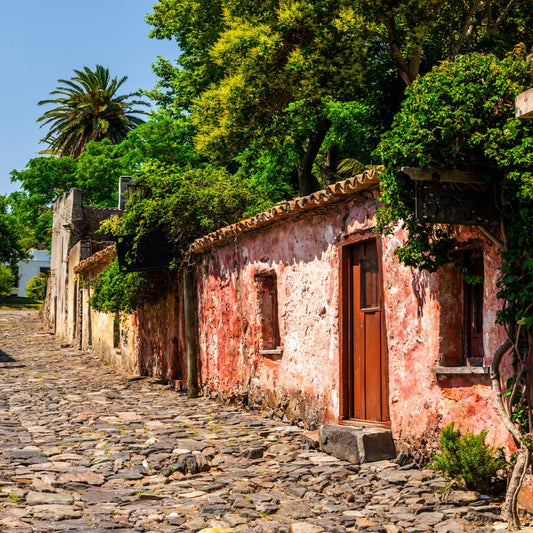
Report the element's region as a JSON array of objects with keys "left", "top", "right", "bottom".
[{"left": 183, "top": 264, "right": 199, "bottom": 398}]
